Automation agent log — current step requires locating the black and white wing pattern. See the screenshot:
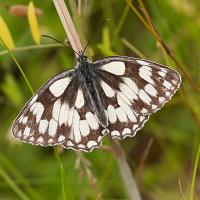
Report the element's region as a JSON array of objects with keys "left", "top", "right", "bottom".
[
  {"left": 12, "top": 69, "right": 105, "bottom": 152},
  {"left": 12, "top": 69, "right": 75, "bottom": 146},
  {"left": 93, "top": 56, "right": 181, "bottom": 139},
  {"left": 12, "top": 55, "right": 181, "bottom": 152}
]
